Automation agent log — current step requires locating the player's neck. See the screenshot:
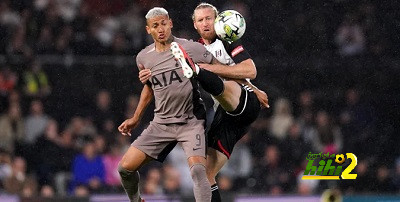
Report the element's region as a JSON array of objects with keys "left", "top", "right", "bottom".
[
  {"left": 155, "top": 36, "right": 174, "bottom": 52},
  {"left": 202, "top": 37, "right": 217, "bottom": 45}
]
